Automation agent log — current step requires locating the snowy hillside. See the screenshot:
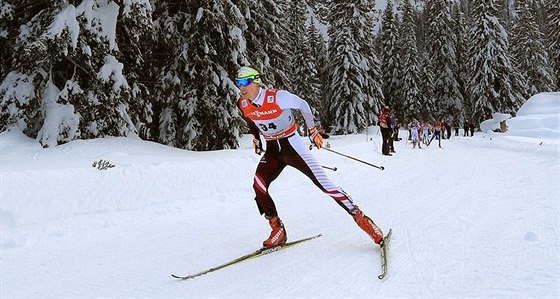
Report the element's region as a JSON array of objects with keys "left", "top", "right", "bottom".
[{"left": 1, "top": 94, "right": 559, "bottom": 298}]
